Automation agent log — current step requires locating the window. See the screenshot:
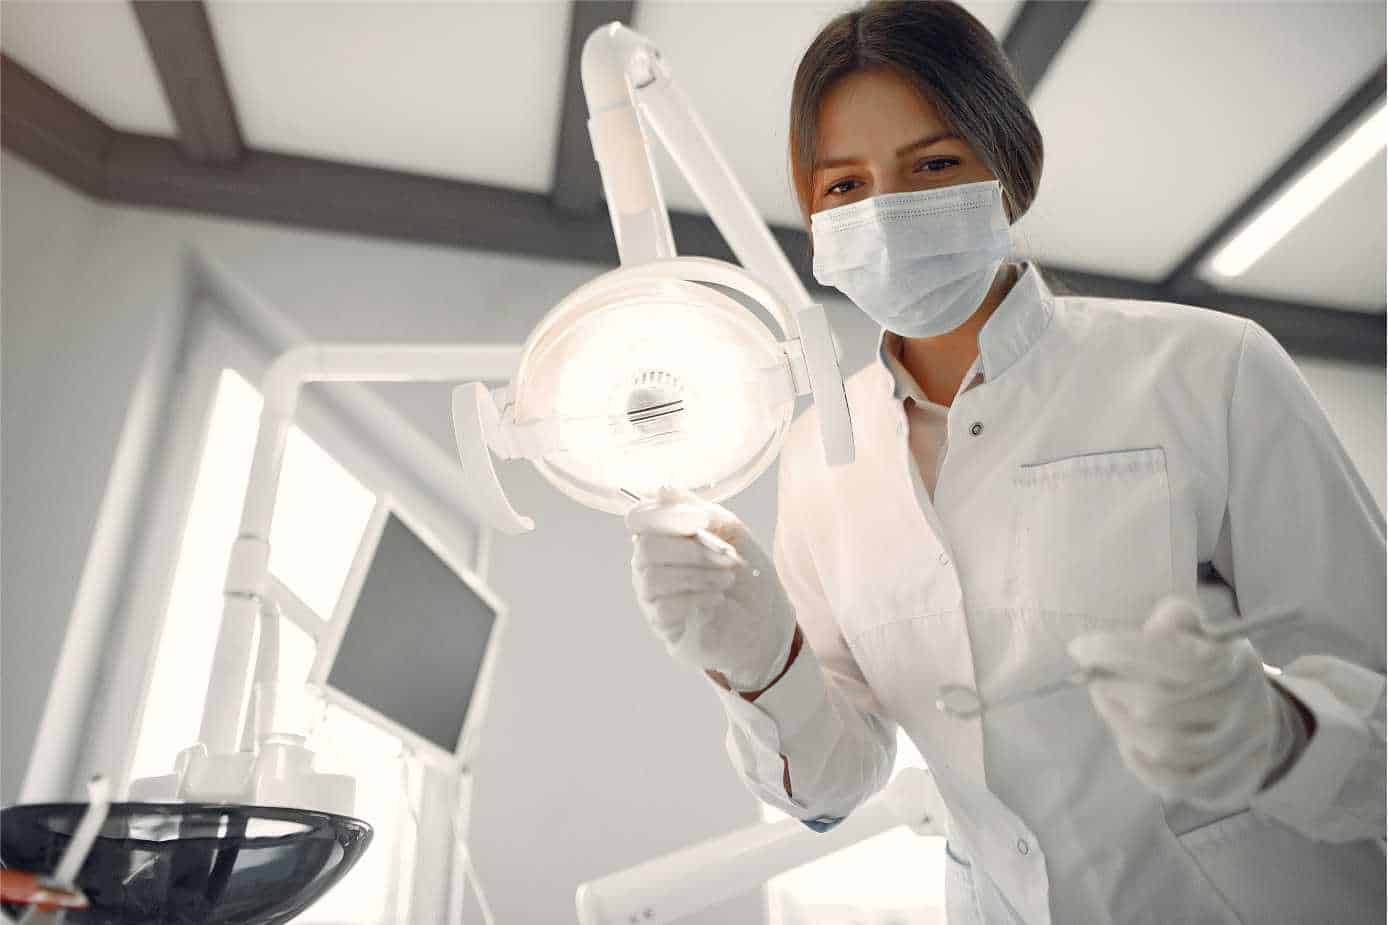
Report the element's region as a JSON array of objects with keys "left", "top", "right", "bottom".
[
  {"left": 128, "top": 368, "right": 418, "bottom": 924},
  {"left": 763, "top": 730, "right": 947, "bottom": 924}
]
